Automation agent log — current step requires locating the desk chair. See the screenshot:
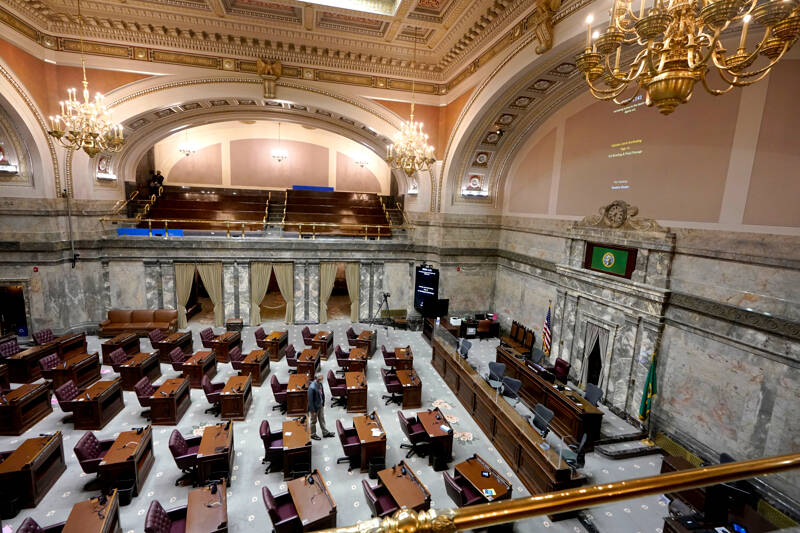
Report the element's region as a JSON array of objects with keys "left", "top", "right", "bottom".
[
  {"left": 54, "top": 380, "right": 81, "bottom": 414},
  {"left": 16, "top": 517, "right": 65, "bottom": 533},
  {"left": 260, "top": 420, "right": 283, "bottom": 474},
  {"left": 168, "top": 430, "right": 201, "bottom": 487},
  {"left": 0, "top": 339, "right": 21, "bottom": 358},
  {"left": 362, "top": 479, "right": 399, "bottom": 518},
  {"left": 553, "top": 357, "right": 571, "bottom": 382},
  {"left": 584, "top": 383, "right": 603, "bottom": 407},
  {"left": 134, "top": 377, "right": 155, "bottom": 420},
  {"left": 301, "top": 326, "right": 314, "bottom": 347},
  {"left": 285, "top": 344, "right": 298, "bottom": 374},
  {"left": 529, "top": 403, "right": 555, "bottom": 438},
  {"left": 530, "top": 348, "right": 546, "bottom": 366},
  {"left": 229, "top": 345, "right": 245, "bottom": 371},
  {"left": 486, "top": 362, "right": 505, "bottom": 383},
  {"left": 500, "top": 376, "right": 522, "bottom": 406},
  {"left": 270, "top": 375, "right": 287, "bottom": 413},
  {"left": 398, "top": 411, "right": 429, "bottom": 458},
  {"left": 108, "top": 348, "right": 130, "bottom": 371},
  {"left": 381, "top": 345, "right": 398, "bottom": 368},
  {"left": 443, "top": 470, "right": 484, "bottom": 507},
  {"left": 254, "top": 327, "right": 267, "bottom": 348},
  {"left": 380, "top": 368, "right": 402, "bottom": 406},
  {"left": 346, "top": 327, "right": 358, "bottom": 346},
  {"left": 201, "top": 376, "right": 224, "bottom": 415},
  {"left": 459, "top": 339, "right": 472, "bottom": 359},
  {"left": 33, "top": 328, "right": 55, "bottom": 346},
  {"left": 335, "top": 345, "right": 351, "bottom": 376},
  {"left": 199, "top": 328, "right": 215, "bottom": 349},
  {"left": 144, "top": 500, "right": 187, "bottom": 533},
  {"left": 74, "top": 431, "right": 114, "bottom": 475},
  {"left": 561, "top": 433, "right": 587, "bottom": 473},
  {"left": 147, "top": 328, "right": 165, "bottom": 346},
  {"left": 263, "top": 486, "right": 301, "bottom": 533},
  {"left": 169, "top": 347, "right": 189, "bottom": 372},
  {"left": 38, "top": 353, "right": 61, "bottom": 381},
  {"left": 327, "top": 370, "right": 347, "bottom": 407},
  {"left": 336, "top": 419, "right": 360, "bottom": 470},
  {"left": 476, "top": 319, "right": 494, "bottom": 339}
]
